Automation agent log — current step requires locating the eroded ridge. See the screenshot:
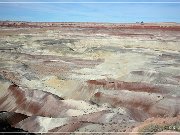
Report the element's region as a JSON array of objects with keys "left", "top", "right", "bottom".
[{"left": 0, "top": 22, "right": 180, "bottom": 134}]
